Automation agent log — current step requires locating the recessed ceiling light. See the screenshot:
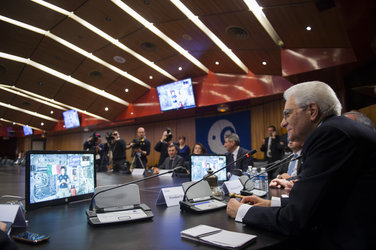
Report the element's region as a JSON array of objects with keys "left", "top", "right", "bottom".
[
  {"left": 215, "top": 61, "right": 220, "bottom": 65},
  {"left": 113, "top": 55, "right": 126, "bottom": 63},
  {"left": 41, "top": 122, "right": 44, "bottom": 126},
  {"left": 13, "top": 122, "right": 15, "bottom": 125},
  {"left": 262, "top": 61, "right": 267, "bottom": 65},
  {"left": 105, "top": 107, "right": 109, "bottom": 111},
  {"left": 125, "top": 88, "right": 129, "bottom": 92},
  {"left": 50, "top": 110, "right": 54, "bottom": 114},
  {"left": 130, "top": 112, "right": 134, "bottom": 115},
  {"left": 306, "top": 26, "right": 312, "bottom": 31},
  {"left": 149, "top": 75, "right": 153, "bottom": 79},
  {"left": 178, "top": 66, "right": 182, "bottom": 71}
]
